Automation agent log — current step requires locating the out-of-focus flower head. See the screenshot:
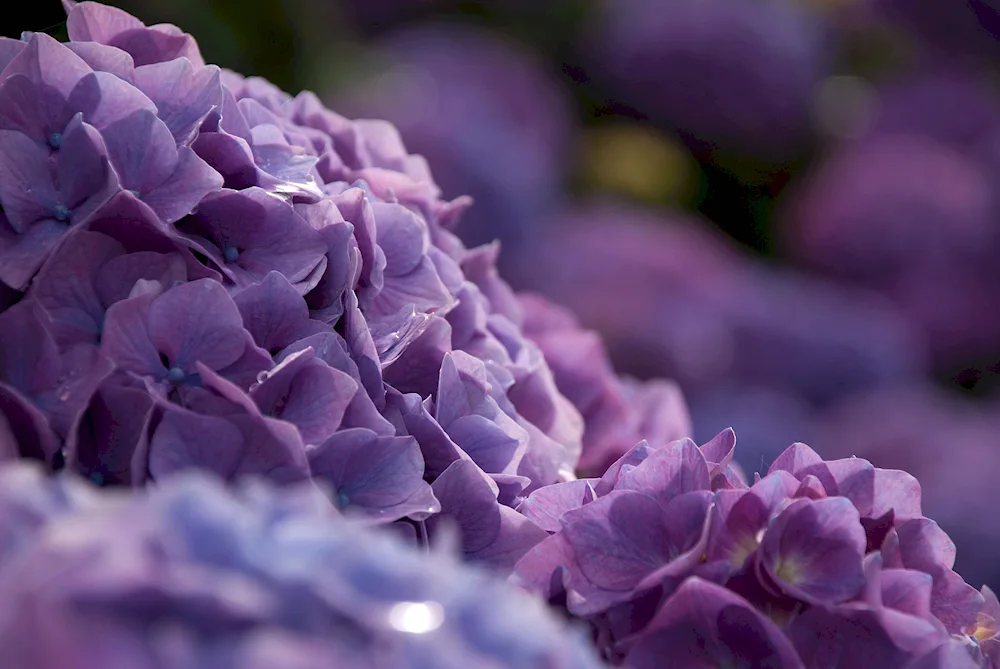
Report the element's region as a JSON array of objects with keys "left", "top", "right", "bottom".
[
  {"left": 332, "top": 22, "right": 573, "bottom": 259},
  {"left": 0, "top": 462, "right": 605, "bottom": 668},
  {"left": 0, "top": 1, "right": 601, "bottom": 576},
  {"left": 514, "top": 203, "right": 925, "bottom": 408},
  {"left": 780, "top": 69, "right": 1000, "bottom": 368},
  {"left": 873, "top": 0, "right": 1000, "bottom": 63},
  {"left": 513, "top": 431, "right": 988, "bottom": 667},
  {"left": 587, "top": 0, "right": 830, "bottom": 159}
]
